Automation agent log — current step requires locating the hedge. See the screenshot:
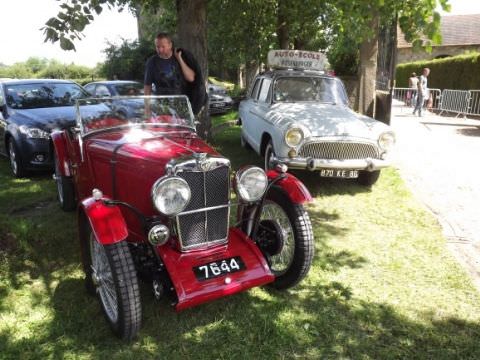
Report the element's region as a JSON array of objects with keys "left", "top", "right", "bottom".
[{"left": 395, "top": 52, "right": 480, "bottom": 90}]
